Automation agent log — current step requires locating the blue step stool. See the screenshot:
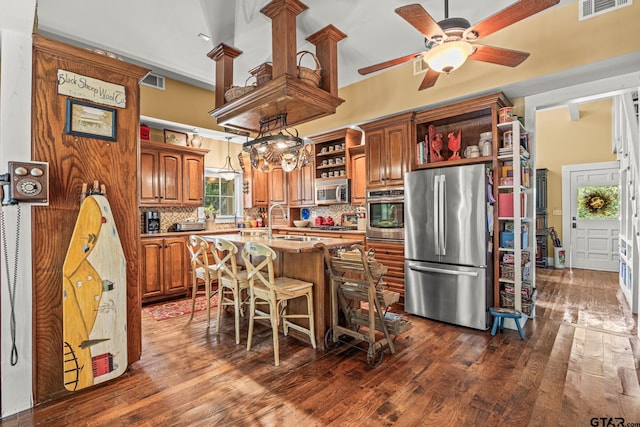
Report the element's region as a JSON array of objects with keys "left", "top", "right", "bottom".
[{"left": 489, "top": 307, "right": 525, "bottom": 340}]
